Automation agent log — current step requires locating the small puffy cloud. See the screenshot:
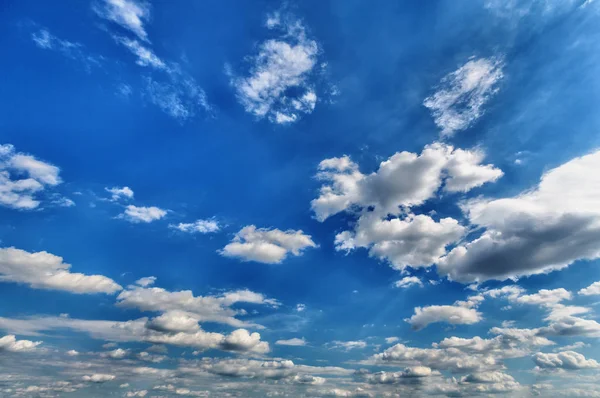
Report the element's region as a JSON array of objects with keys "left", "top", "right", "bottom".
[
  {"left": 407, "top": 303, "right": 482, "bottom": 330},
  {"left": 533, "top": 351, "right": 600, "bottom": 370},
  {"left": 93, "top": 0, "right": 151, "bottom": 42},
  {"left": 134, "top": 276, "right": 156, "bottom": 287},
  {"left": 220, "top": 225, "right": 317, "bottom": 264},
  {"left": 515, "top": 288, "right": 572, "bottom": 307},
  {"left": 219, "top": 329, "right": 270, "bottom": 354},
  {"left": 276, "top": 337, "right": 307, "bottom": 346},
  {"left": 0, "top": 144, "right": 62, "bottom": 210},
  {"left": 296, "top": 303, "right": 306, "bottom": 312},
  {"left": 170, "top": 219, "right": 220, "bottom": 234},
  {"left": 146, "top": 311, "right": 200, "bottom": 333},
  {"left": 231, "top": 12, "right": 321, "bottom": 124},
  {"left": 313, "top": 143, "right": 501, "bottom": 271},
  {"left": 579, "top": 281, "right": 600, "bottom": 296},
  {"left": 385, "top": 337, "right": 399, "bottom": 344},
  {"left": 105, "top": 186, "right": 134, "bottom": 201},
  {"left": 424, "top": 57, "right": 503, "bottom": 136},
  {"left": 0, "top": 247, "right": 122, "bottom": 294},
  {"left": 101, "top": 348, "right": 129, "bottom": 359},
  {"left": 0, "top": 334, "right": 41, "bottom": 352},
  {"left": 126, "top": 391, "right": 148, "bottom": 397},
  {"left": 66, "top": 349, "right": 79, "bottom": 356},
  {"left": 118, "top": 205, "right": 167, "bottom": 223},
  {"left": 394, "top": 276, "right": 423, "bottom": 289},
  {"left": 359, "top": 366, "right": 434, "bottom": 384},
  {"left": 330, "top": 340, "right": 367, "bottom": 351},
  {"left": 82, "top": 374, "right": 116, "bottom": 383},
  {"left": 438, "top": 149, "right": 600, "bottom": 283}
]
